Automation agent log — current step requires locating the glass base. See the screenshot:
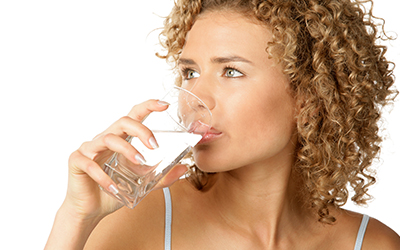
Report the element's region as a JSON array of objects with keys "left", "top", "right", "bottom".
[
  {"left": 102, "top": 162, "right": 157, "bottom": 209},
  {"left": 101, "top": 146, "right": 191, "bottom": 209}
]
